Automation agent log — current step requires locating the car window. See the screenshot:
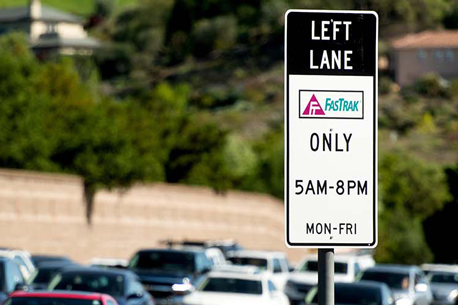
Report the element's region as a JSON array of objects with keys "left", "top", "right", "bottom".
[
  {"left": 227, "top": 257, "right": 268, "bottom": 271},
  {"left": 308, "top": 285, "right": 380, "bottom": 304},
  {"left": 51, "top": 273, "right": 125, "bottom": 296},
  {"left": 429, "top": 272, "right": 458, "bottom": 284},
  {"left": 268, "top": 280, "right": 277, "bottom": 292},
  {"left": 0, "top": 263, "right": 5, "bottom": 292},
  {"left": 299, "top": 260, "right": 348, "bottom": 274},
  {"left": 130, "top": 251, "right": 196, "bottom": 273},
  {"left": 106, "top": 301, "right": 116, "bottom": 305},
  {"left": 200, "top": 277, "right": 263, "bottom": 295},
  {"left": 359, "top": 271, "right": 410, "bottom": 291},
  {"left": 273, "top": 259, "right": 282, "bottom": 273}
]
